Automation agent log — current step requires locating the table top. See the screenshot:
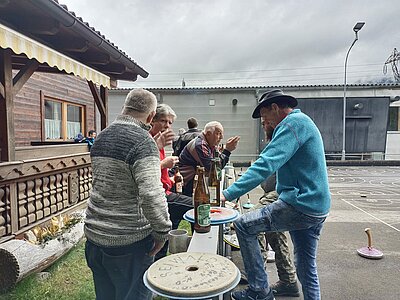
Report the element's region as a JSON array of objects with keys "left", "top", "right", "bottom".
[
  {"left": 145, "top": 252, "right": 240, "bottom": 299},
  {"left": 183, "top": 207, "right": 239, "bottom": 225}
]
